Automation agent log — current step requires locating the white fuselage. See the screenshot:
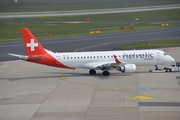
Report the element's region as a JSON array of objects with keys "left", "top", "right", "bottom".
[{"left": 48, "top": 49, "right": 174, "bottom": 69}]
